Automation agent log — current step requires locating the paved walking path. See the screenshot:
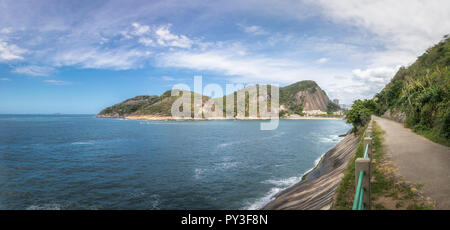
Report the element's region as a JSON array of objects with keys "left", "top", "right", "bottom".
[{"left": 373, "top": 116, "right": 450, "bottom": 209}]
